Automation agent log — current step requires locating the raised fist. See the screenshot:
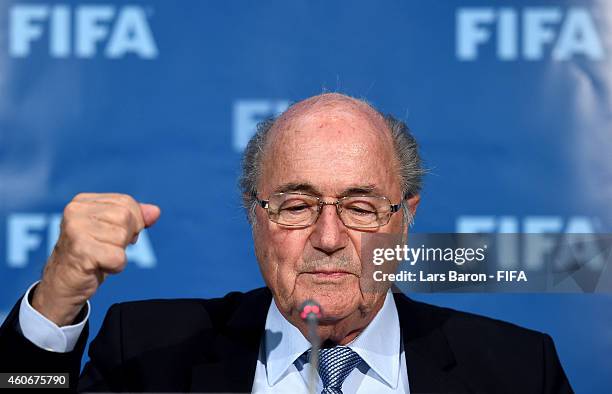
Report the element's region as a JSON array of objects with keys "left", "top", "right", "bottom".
[{"left": 31, "top": 193, "right": 161, "bottom": 326}]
